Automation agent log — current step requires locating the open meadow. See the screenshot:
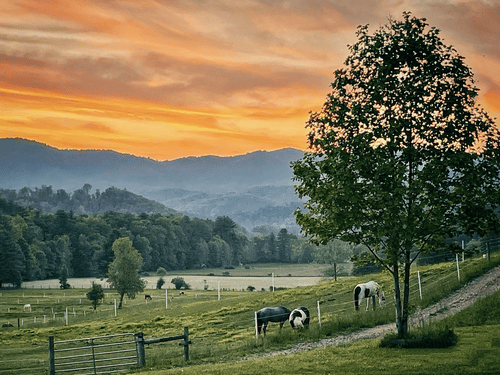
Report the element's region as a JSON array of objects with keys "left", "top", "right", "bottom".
[
  {"left": 1, "top": 255, "right": 499, "bottom": 374},
  {"left": 20, "top": 263, "right": 332, "bottom": 291}
]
